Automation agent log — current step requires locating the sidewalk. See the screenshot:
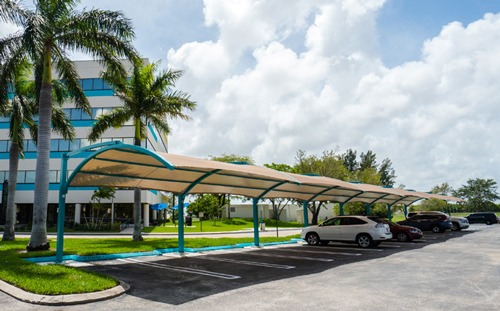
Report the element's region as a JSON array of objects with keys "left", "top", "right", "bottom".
[{"left": 13, "top": 227, "right": 303, "bottom": 239}]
